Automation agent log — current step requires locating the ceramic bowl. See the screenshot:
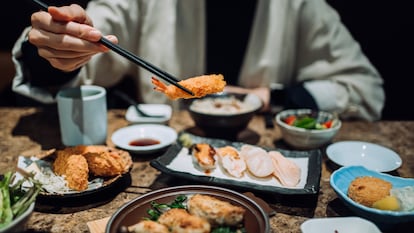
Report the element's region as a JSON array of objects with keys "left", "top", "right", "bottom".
[
  {"left": 106, "top": 185, "right": 270, "bottom": 233},
  {"left": 187, "top": 92, "right": 262, "bottom": 139},
  {"left": 300, "top": 217, "right": 381, "bottom": 233},
  {"left": 275, "top": 109, "right": 341, "bottom": 149},
  {"left": 330, "top": 166, "right": 414, "bottom": 224},
  {"left": 326, "top": 141, "right": 402, "bottom": 172},
  {"left": 111, "top": 124, "right": 177, "bottom": 154},
  {"left": 0, "top": 202, "right": 35, "bottom": 233}
]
